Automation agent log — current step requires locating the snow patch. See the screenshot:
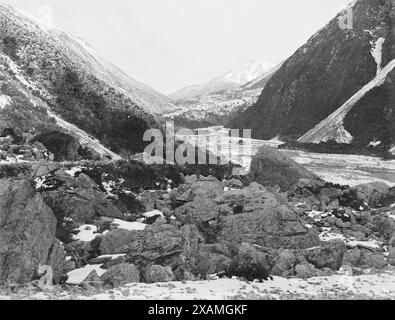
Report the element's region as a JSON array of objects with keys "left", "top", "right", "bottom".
[
  {"left": 64, "top": 166, "right": 83, "bottom": 177},
  {"left": 72, "top": 225, "right": 99, "bottom": 242},
  {"left": 368, "top": 140, "right": 381, "bottom": 147},
  {"left": 371, "top": 38, "right": 385, "bottom": 74},
  {"left": 143, "top": 210, "right": 163, "bottom": 219},
  {"left": 112, "top": 219, "right": 146, "bottom": 231},
  {"left": 95, "top": 254, "right": 126, "bottom": 260},
  {"left": 0, "top": 95, "right": 11, "bottom": 109},
  {"left": 347, "top": 240, "right": 382, "bottom": 250},
  {"left": 66, "top": 265, "right": 106, "bottom": 285}
]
